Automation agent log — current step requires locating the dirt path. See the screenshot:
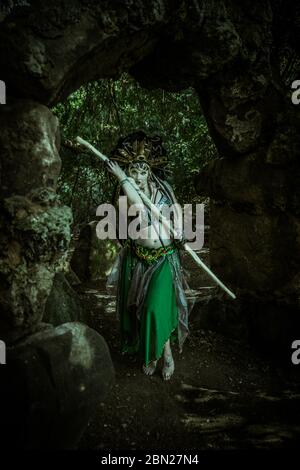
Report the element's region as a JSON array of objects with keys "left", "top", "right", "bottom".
[{"left": 77, "top": 278, "right": 300, "bottom": 451}]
